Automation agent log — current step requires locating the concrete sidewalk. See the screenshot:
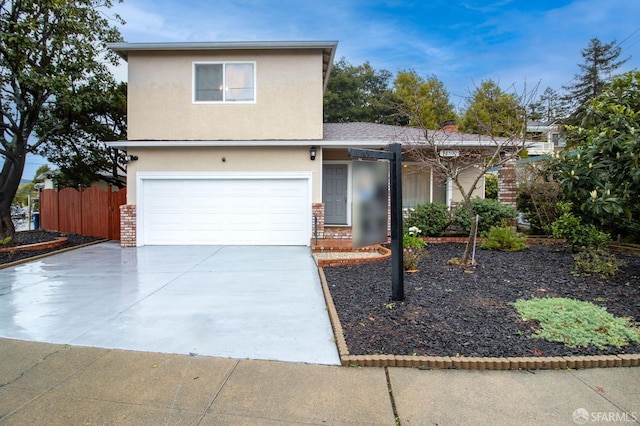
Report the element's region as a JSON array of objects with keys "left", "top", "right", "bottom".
[{"left": 1, "top": 339, "right": 638, "bottom": 425}]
